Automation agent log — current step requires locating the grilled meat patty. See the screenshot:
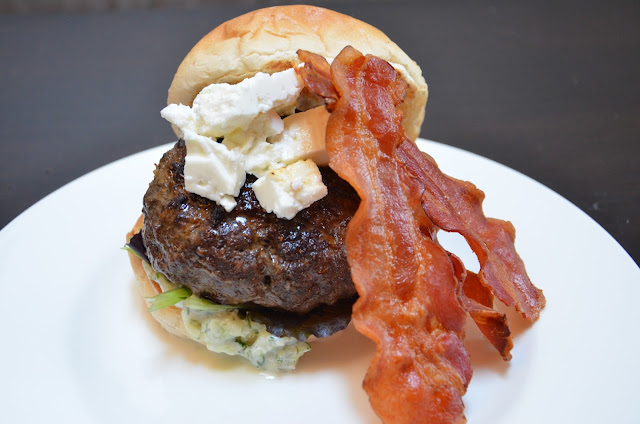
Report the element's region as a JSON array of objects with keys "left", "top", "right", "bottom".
[{"left": 142, "top": 140, "right": 359, "bottom": 314}]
